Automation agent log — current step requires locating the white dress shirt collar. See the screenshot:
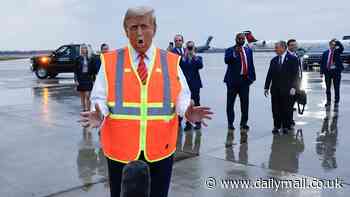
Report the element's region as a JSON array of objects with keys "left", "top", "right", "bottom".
[
  {"left": 287, "top": 50, "right": 297, "bottom": 57},
  {"left": 280, "top": 50, "right": 288, "bottom": 64},
  {"left": 176, "top": 47, "right": 184, "bottom": 55},
  {"left": 128, "top": 44, "right": 156, "bottom": 70}
]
